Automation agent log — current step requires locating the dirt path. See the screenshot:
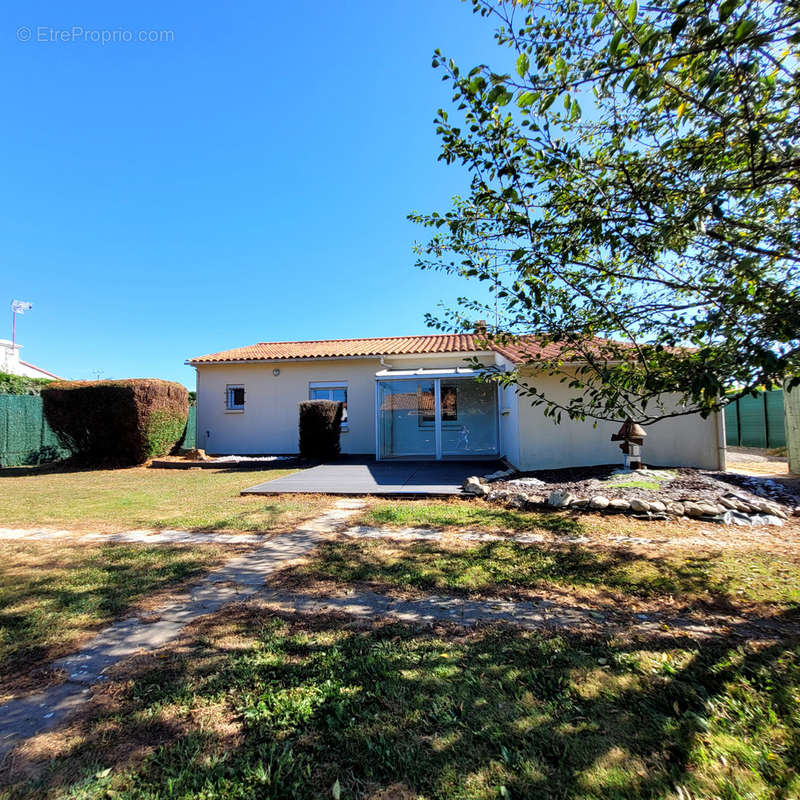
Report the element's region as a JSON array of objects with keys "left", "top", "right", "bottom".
[
  {"left": 0, "top": 527, "right": 269, "bottom": 545},
  {"left": 254, "top": 587, "right": 799, "bottom": 641}
]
